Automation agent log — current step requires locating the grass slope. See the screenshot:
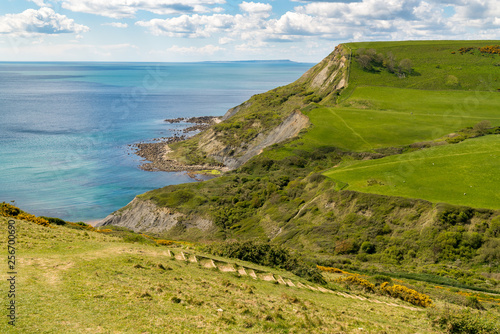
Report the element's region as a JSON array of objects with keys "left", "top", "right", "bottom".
[
  {"left": 262, "top": 40, "right": 500, "bottom": 208},
  {"left": 0, "top": 217, "right": 452, "bottom": 334},
  {"left": 324, "top": 135, "right": 500, "bottom": 210}
]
